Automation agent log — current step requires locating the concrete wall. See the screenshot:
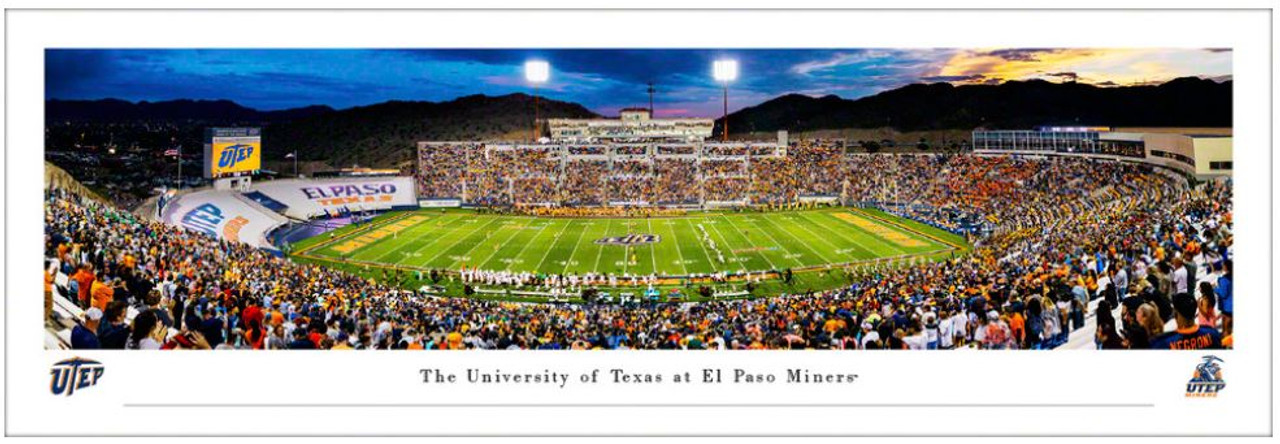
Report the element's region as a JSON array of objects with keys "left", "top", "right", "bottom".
[{"left": 1193, "top": 137, "right": 1234, "bottom": 176}]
